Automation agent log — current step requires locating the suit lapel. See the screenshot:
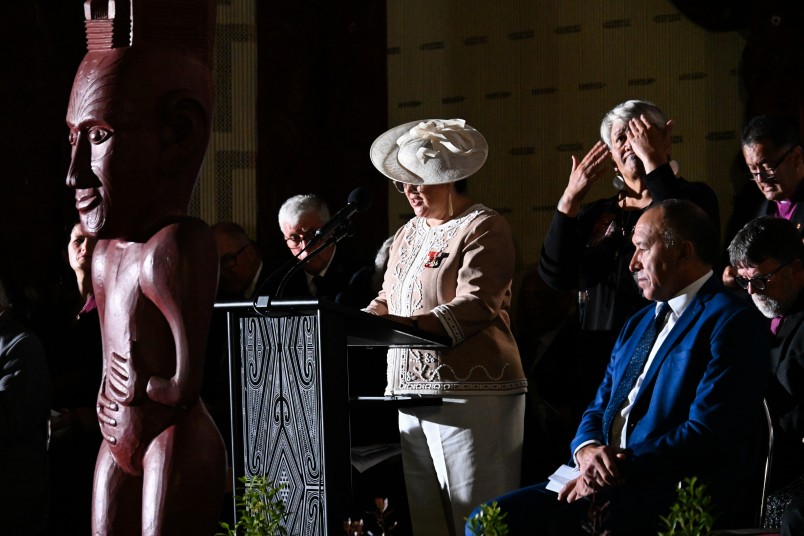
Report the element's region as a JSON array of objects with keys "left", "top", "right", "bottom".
[
  {"left": 631, "top": 280, "right": 717, "bottom": 409},
  {"left": 611, "top": 309, "right": 656, "bottom": 387}
]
